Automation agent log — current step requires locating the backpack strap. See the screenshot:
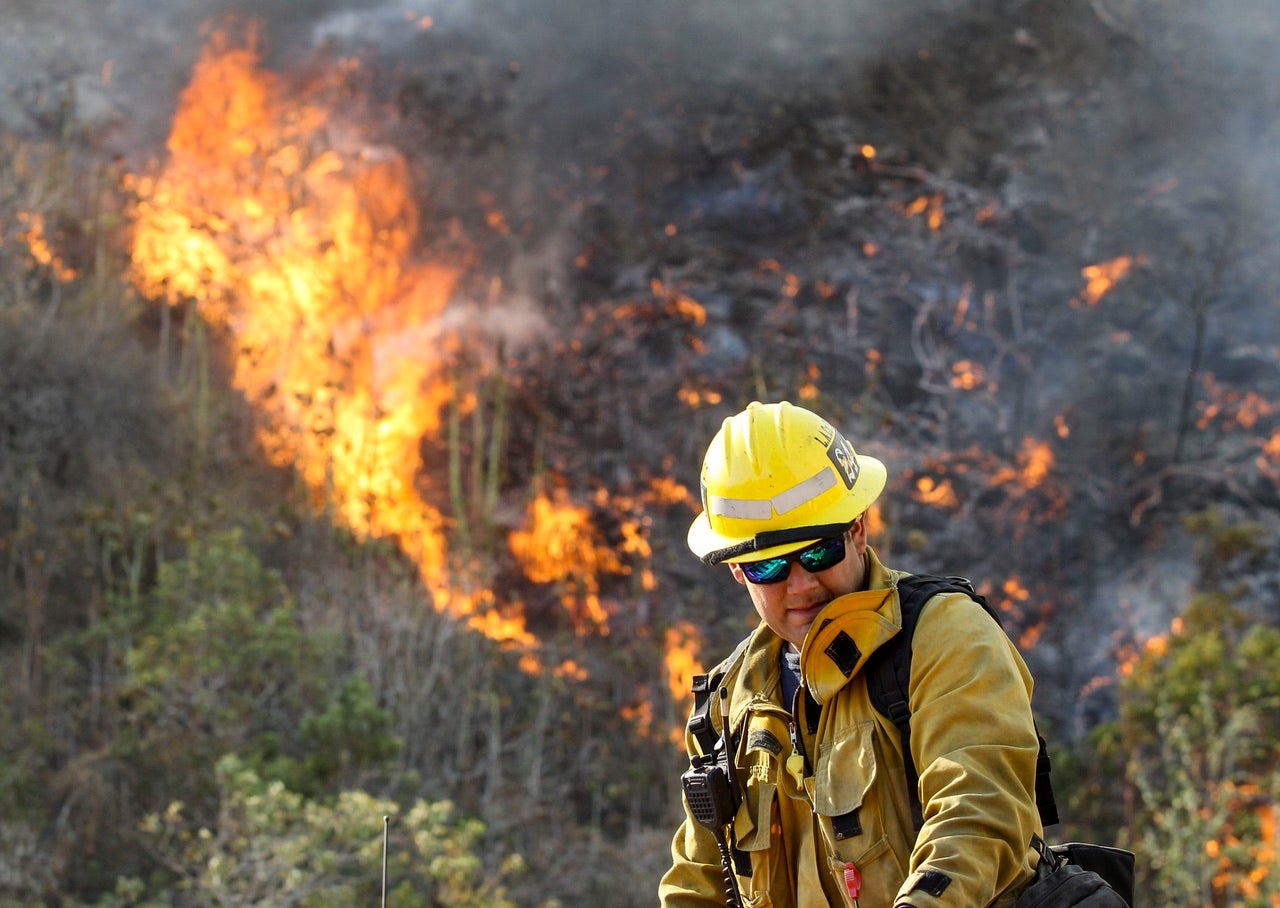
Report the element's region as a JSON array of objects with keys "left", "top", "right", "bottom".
[
  {"left": 865, "top": 574, "right": 1059, "bottom": 832},
  {"left": 688, "top": 633, "right": 753, "bottom": 757}
]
